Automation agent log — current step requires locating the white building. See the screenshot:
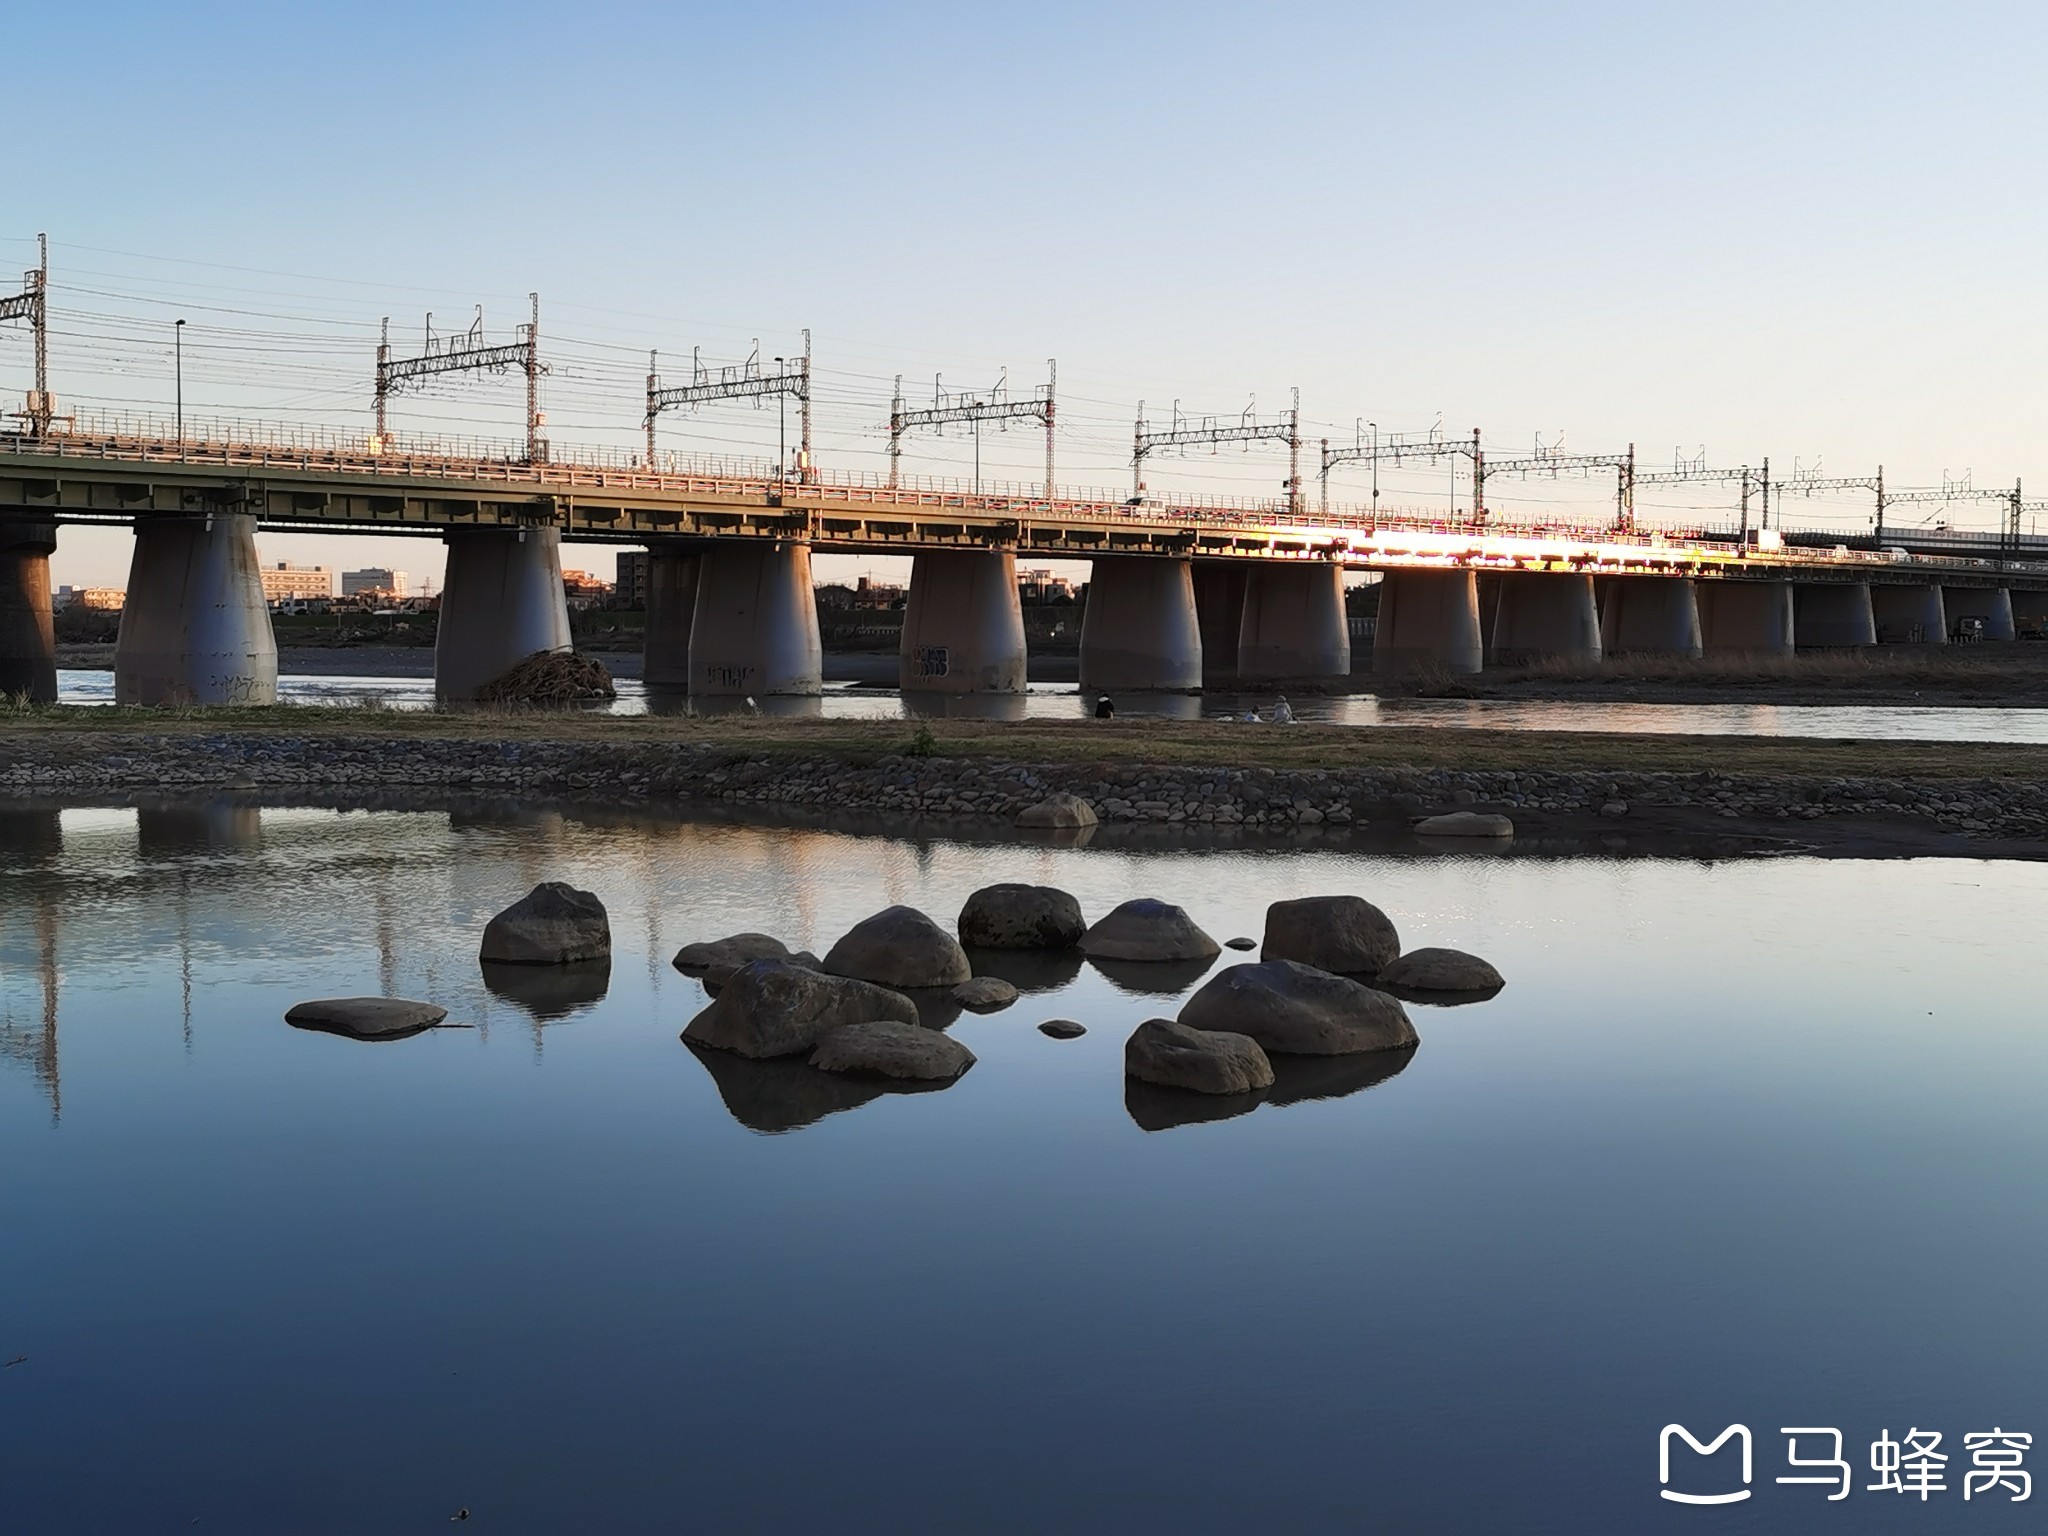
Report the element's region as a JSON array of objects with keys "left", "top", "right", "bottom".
[
  {"left": 342, "top": 567, "right": 409, "bottom": 599},
  {"left": 259, "top": 562, "right": 335, "bottom": 604}
]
